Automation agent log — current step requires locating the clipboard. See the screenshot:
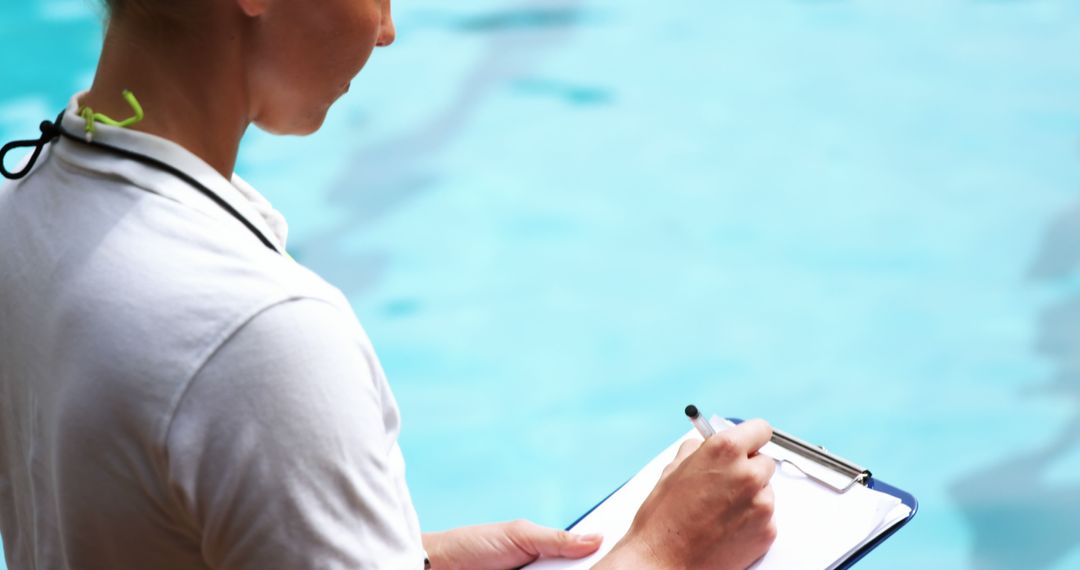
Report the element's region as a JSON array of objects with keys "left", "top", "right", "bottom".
[
  {"left": 560, "top": 418, "right": 918, "bottom": 569},
  {"left": 841, "top": 477, "right": 918, "bottom": 569}
]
